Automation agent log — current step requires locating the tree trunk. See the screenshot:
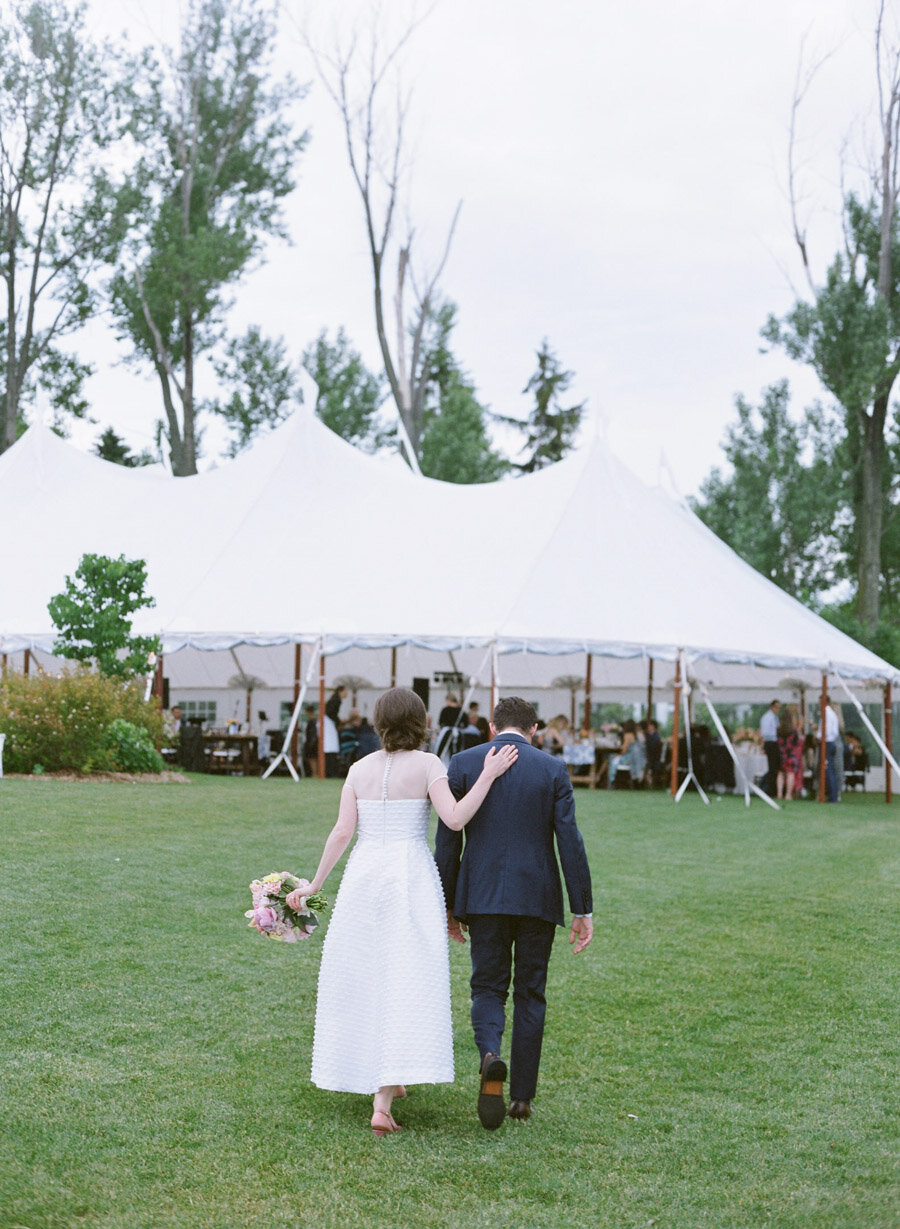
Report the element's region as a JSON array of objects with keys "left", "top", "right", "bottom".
[
  {"left": 857, "top": 410, "right": 885, "bottom": 631},
  {"left": 3, "top": 217, "right": 18, "bottom": 451},
  {"left": 180, "top": 310, "right": 197, "bottom": 476}
]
